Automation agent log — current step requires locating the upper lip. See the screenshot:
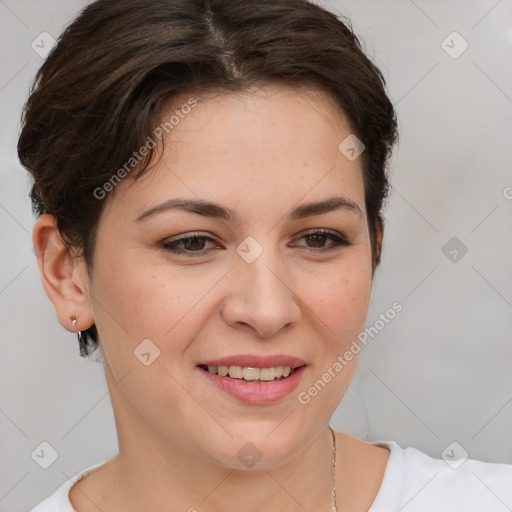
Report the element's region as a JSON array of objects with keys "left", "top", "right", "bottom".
[{"left": 197, "top": 354, "right": 307, "bottom": 369}]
